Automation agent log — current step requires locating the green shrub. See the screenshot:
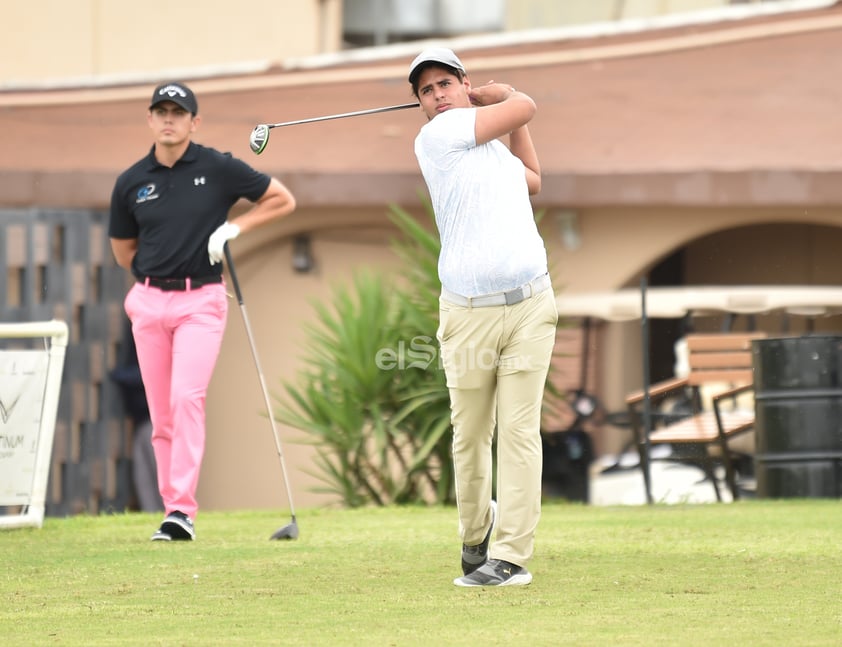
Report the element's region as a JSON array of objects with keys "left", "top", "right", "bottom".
[
  {"left": 277, "top": 201, "right": 453, "bottom": 506},
  {"left": 278, "top": 199, "right": 564, "bottom": 506}
]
